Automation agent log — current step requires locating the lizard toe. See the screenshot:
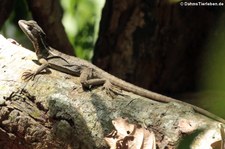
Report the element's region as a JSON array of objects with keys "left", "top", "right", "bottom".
[
  {"left": 102, "top": 81, "right": 123, "bottom": 98},
  {"left": 22, "top": 71, "right": 35, "bottom": 81}
]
